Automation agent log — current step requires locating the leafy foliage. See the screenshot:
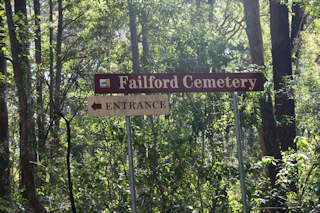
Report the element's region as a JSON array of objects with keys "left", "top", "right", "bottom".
[{"left": 1, "top": 0, "right": 320, "bottom": 212}]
